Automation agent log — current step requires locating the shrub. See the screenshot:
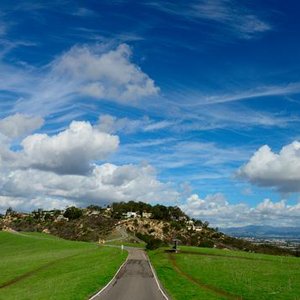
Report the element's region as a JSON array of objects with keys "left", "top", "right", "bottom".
[
  {"left": 162, "top": 224, "right": 169, "bottom": 234},
  {"left": 63, "top": 207, "right": 83, "bottom": 220},
  {"left": 136, "top": 233, "right": 165, "bottom": 250},
  {"left": 146, "top": 238, "right": 164, "bottom": 250},
  {"left": 170, "top": 221, "right": 182, "bottom": 230},
  {"left": 199, "top": 239, "right": 214, "bottom": 248}
]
